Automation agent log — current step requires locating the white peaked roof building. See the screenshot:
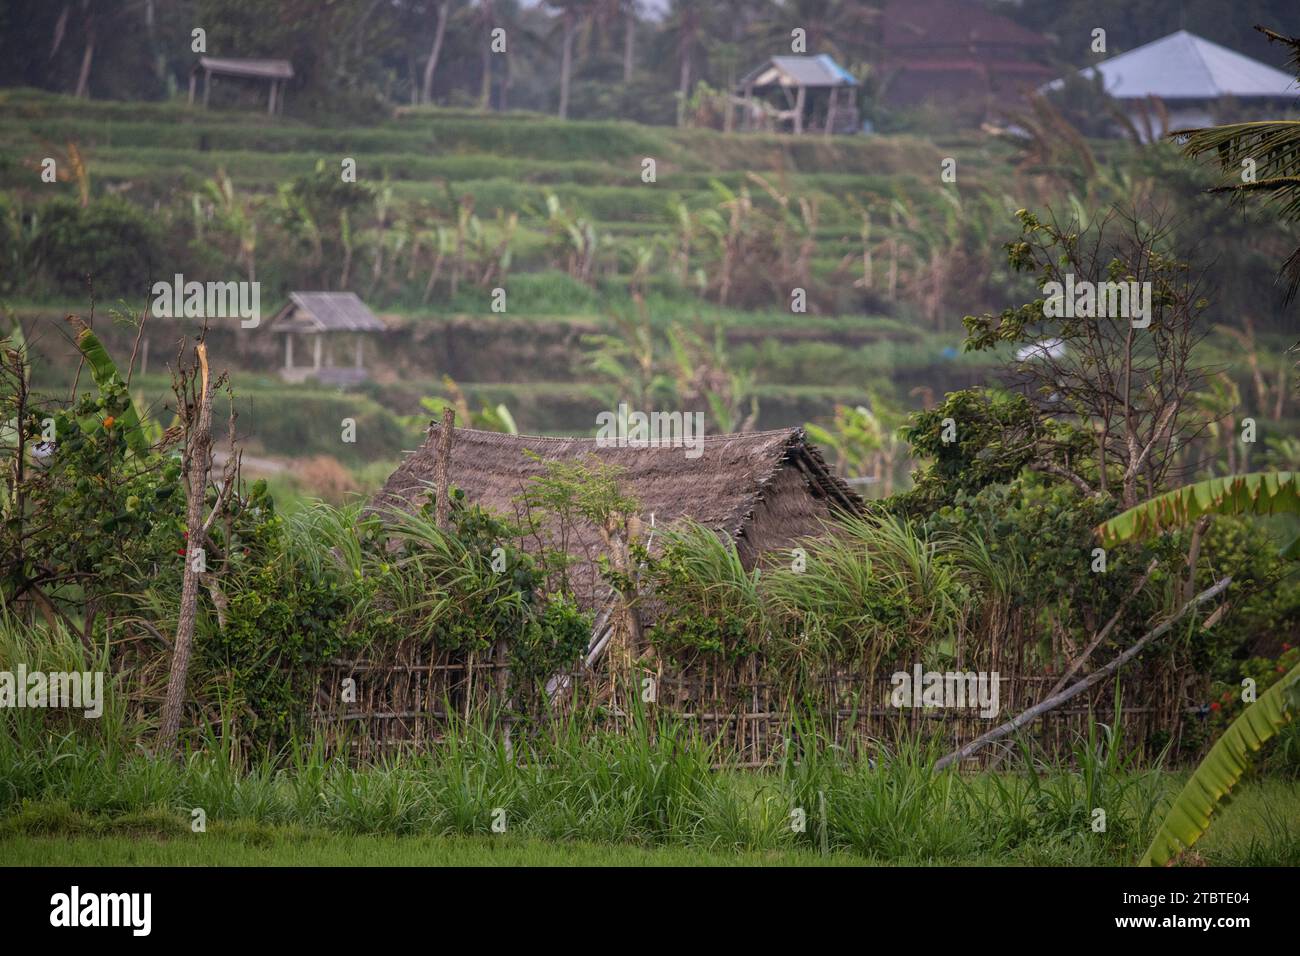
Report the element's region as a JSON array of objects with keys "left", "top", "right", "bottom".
[{"left": 1043, "top": 30, "right": 1297, "bottom": 139}]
